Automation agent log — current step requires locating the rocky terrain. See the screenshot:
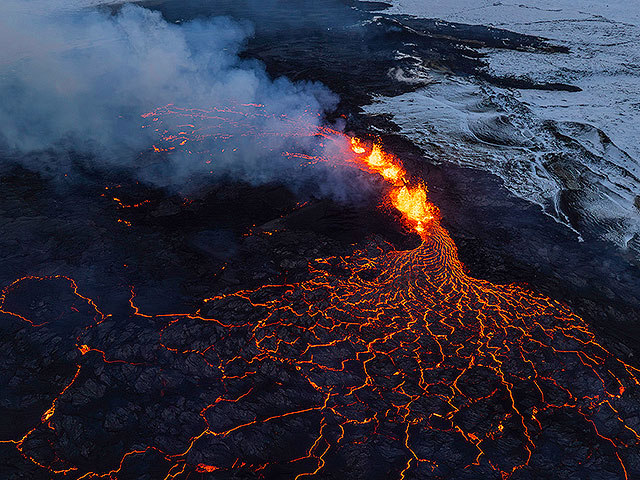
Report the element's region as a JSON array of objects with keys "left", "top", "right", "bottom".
[{"left": 1, "top": 1, "right": 640, "bottom": 478}]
